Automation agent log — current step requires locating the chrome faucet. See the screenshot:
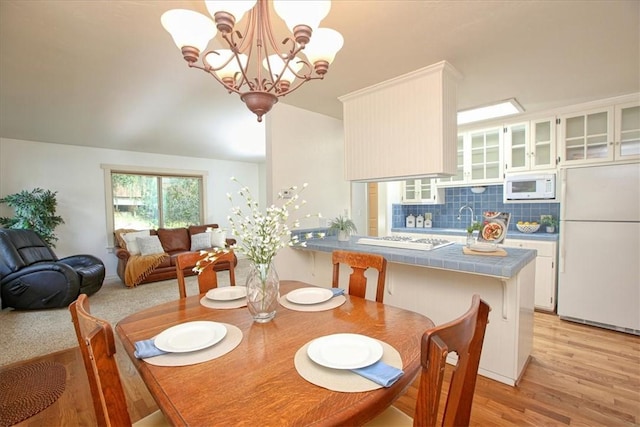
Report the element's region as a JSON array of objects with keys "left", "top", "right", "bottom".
[{"left": 457, "top": 204, "right": 476, "bottom": 225}]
